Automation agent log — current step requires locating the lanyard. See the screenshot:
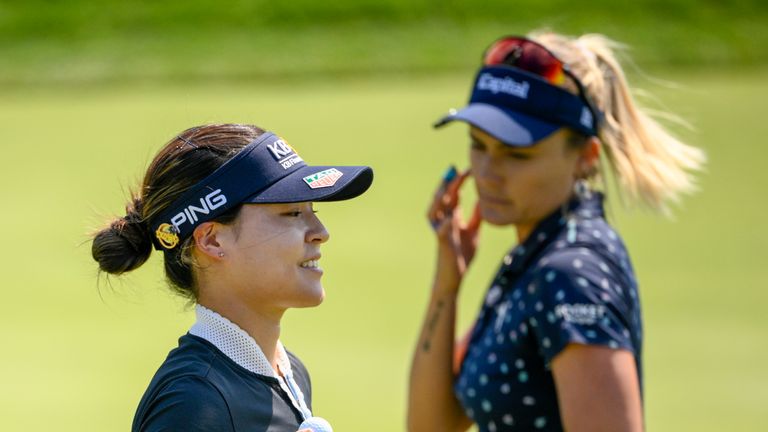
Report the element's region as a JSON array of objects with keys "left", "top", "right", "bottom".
[{"left": 277, "top": 363, "right": 313, "bottom": 420}]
